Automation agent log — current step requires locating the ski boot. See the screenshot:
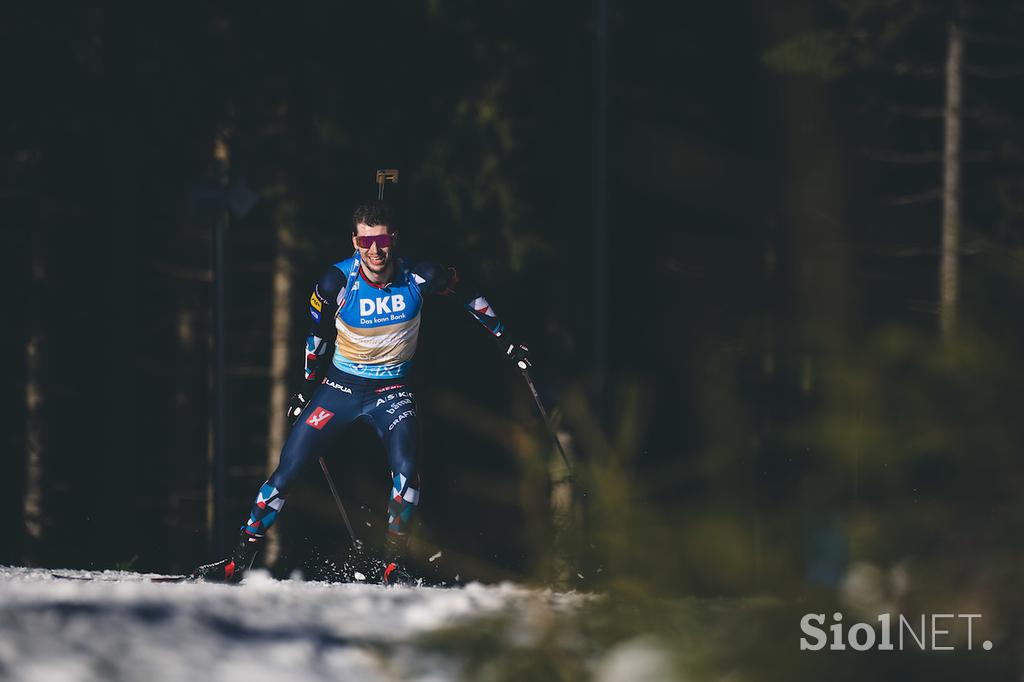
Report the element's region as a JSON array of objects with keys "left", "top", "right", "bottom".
[
  {"left": 382, "top": 560, "right": 415, "bottom": 586},
  {"left": 381, "top": 533, "right": 416, "bottom": 586},
  {"left": 192, "top": 533, "right": 260, "bottom": 584}
]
